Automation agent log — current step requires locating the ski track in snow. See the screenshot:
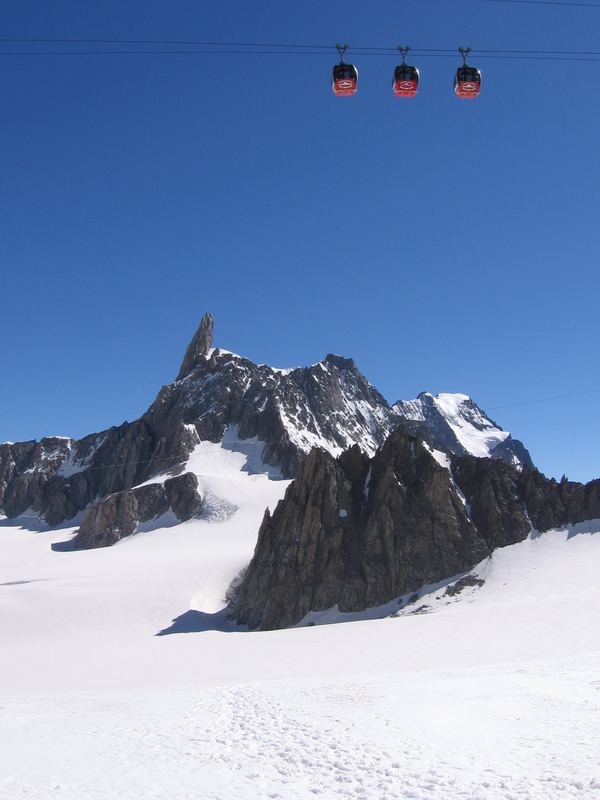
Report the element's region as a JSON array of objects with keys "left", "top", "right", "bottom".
[{"left": 1, "top": 664, "right": 598, "bottom": 800}]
